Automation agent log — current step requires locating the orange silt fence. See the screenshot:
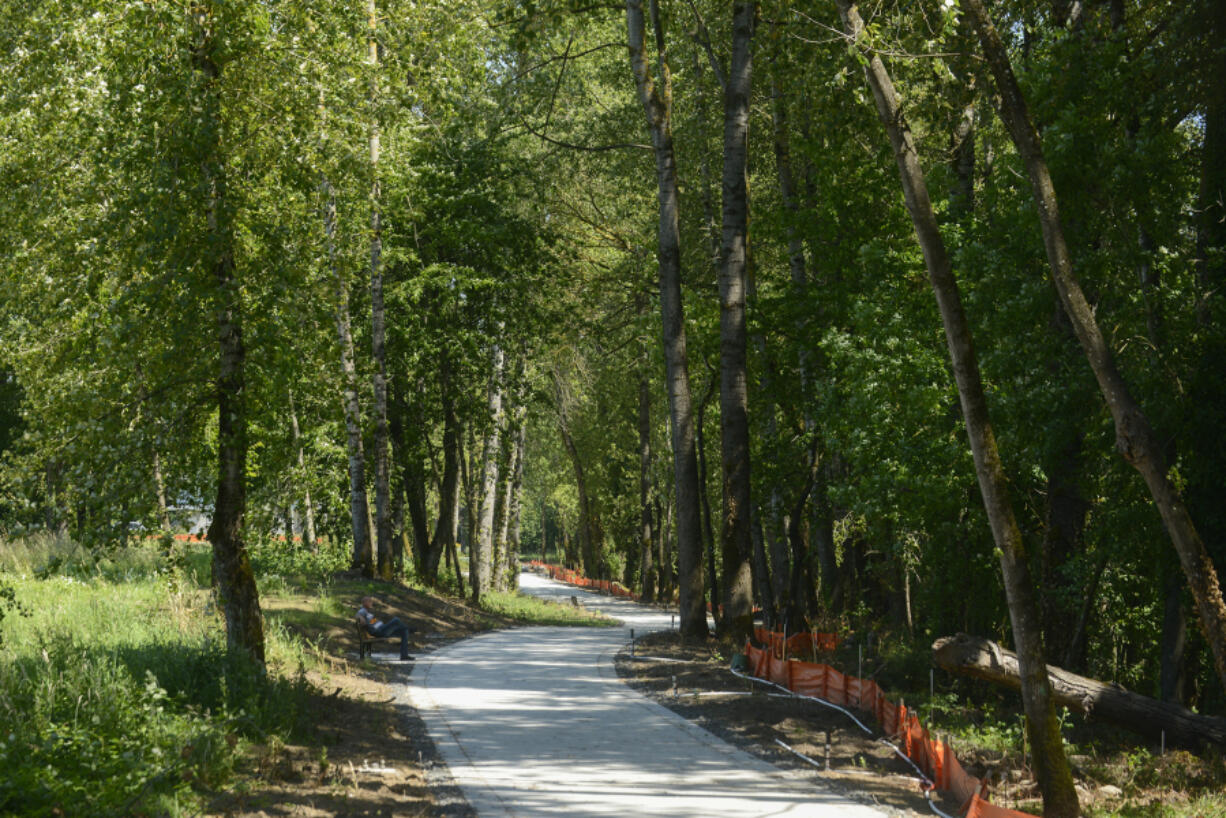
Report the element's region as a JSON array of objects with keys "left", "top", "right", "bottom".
[
  {"left": 744, "top": 633, "right": 1030, "bottom": 818},
  {"left": 529, "top": 564, "right": 1030, "bottom": 818},
  {"left": 528, "top": 561, "right": 642, "bottom": 602},
  {"left": 752, "top": 626, "right": 840, "bottom": 658}
]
